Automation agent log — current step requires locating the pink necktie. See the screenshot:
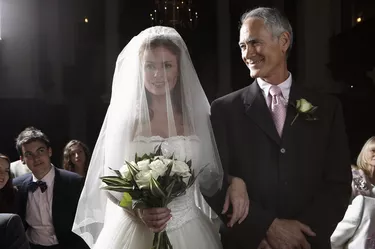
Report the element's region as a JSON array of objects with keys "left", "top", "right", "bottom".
[{"left": 269, "top": 85, "right": 286, "bottom": 136}]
